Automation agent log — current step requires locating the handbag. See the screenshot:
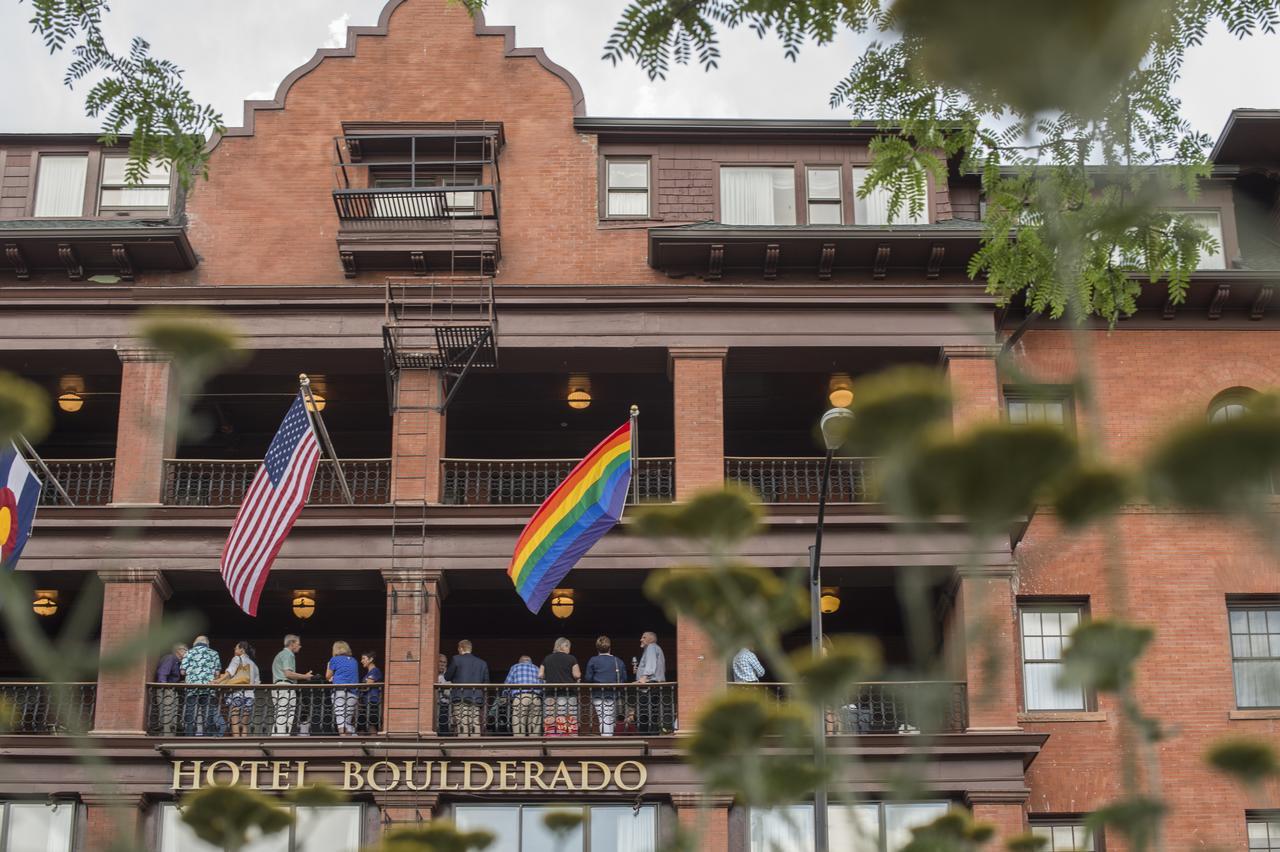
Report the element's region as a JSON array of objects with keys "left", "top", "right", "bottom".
[{"left": 226, "top": 658, "right": 251, "bottom": 686}]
